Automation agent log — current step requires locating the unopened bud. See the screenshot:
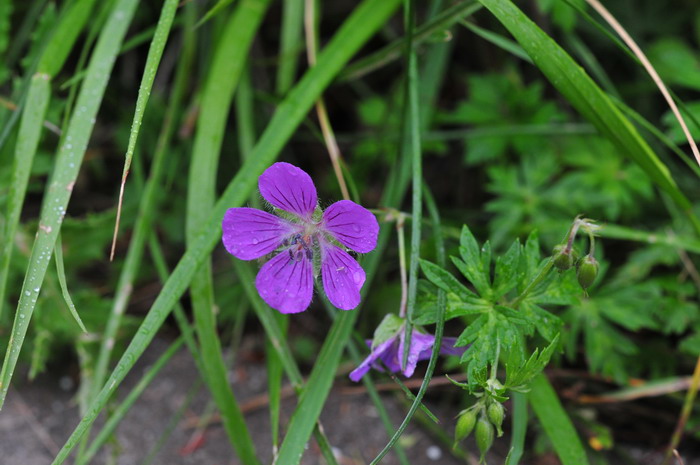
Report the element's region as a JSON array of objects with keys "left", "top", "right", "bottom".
[
  {"left": 455, "top": 409, "right": 478, "bottom": 442},
  {"left": 475, "top": 415, "right": 494, "bottom": 463},
  {"left": 552, "top": 245, "right": 576, "bottom": 271},
  {"left": 577, "top": 254, "right": 599, "bottom": 289},
  {"left": 487, "top": 402, "right": 505, "bottom": 437}
]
